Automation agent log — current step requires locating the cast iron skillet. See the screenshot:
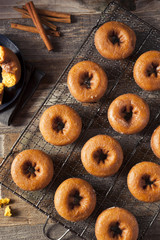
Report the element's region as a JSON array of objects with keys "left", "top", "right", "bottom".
[{"left": 0, "top": 34, "right": 25, "bottom": 111}]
